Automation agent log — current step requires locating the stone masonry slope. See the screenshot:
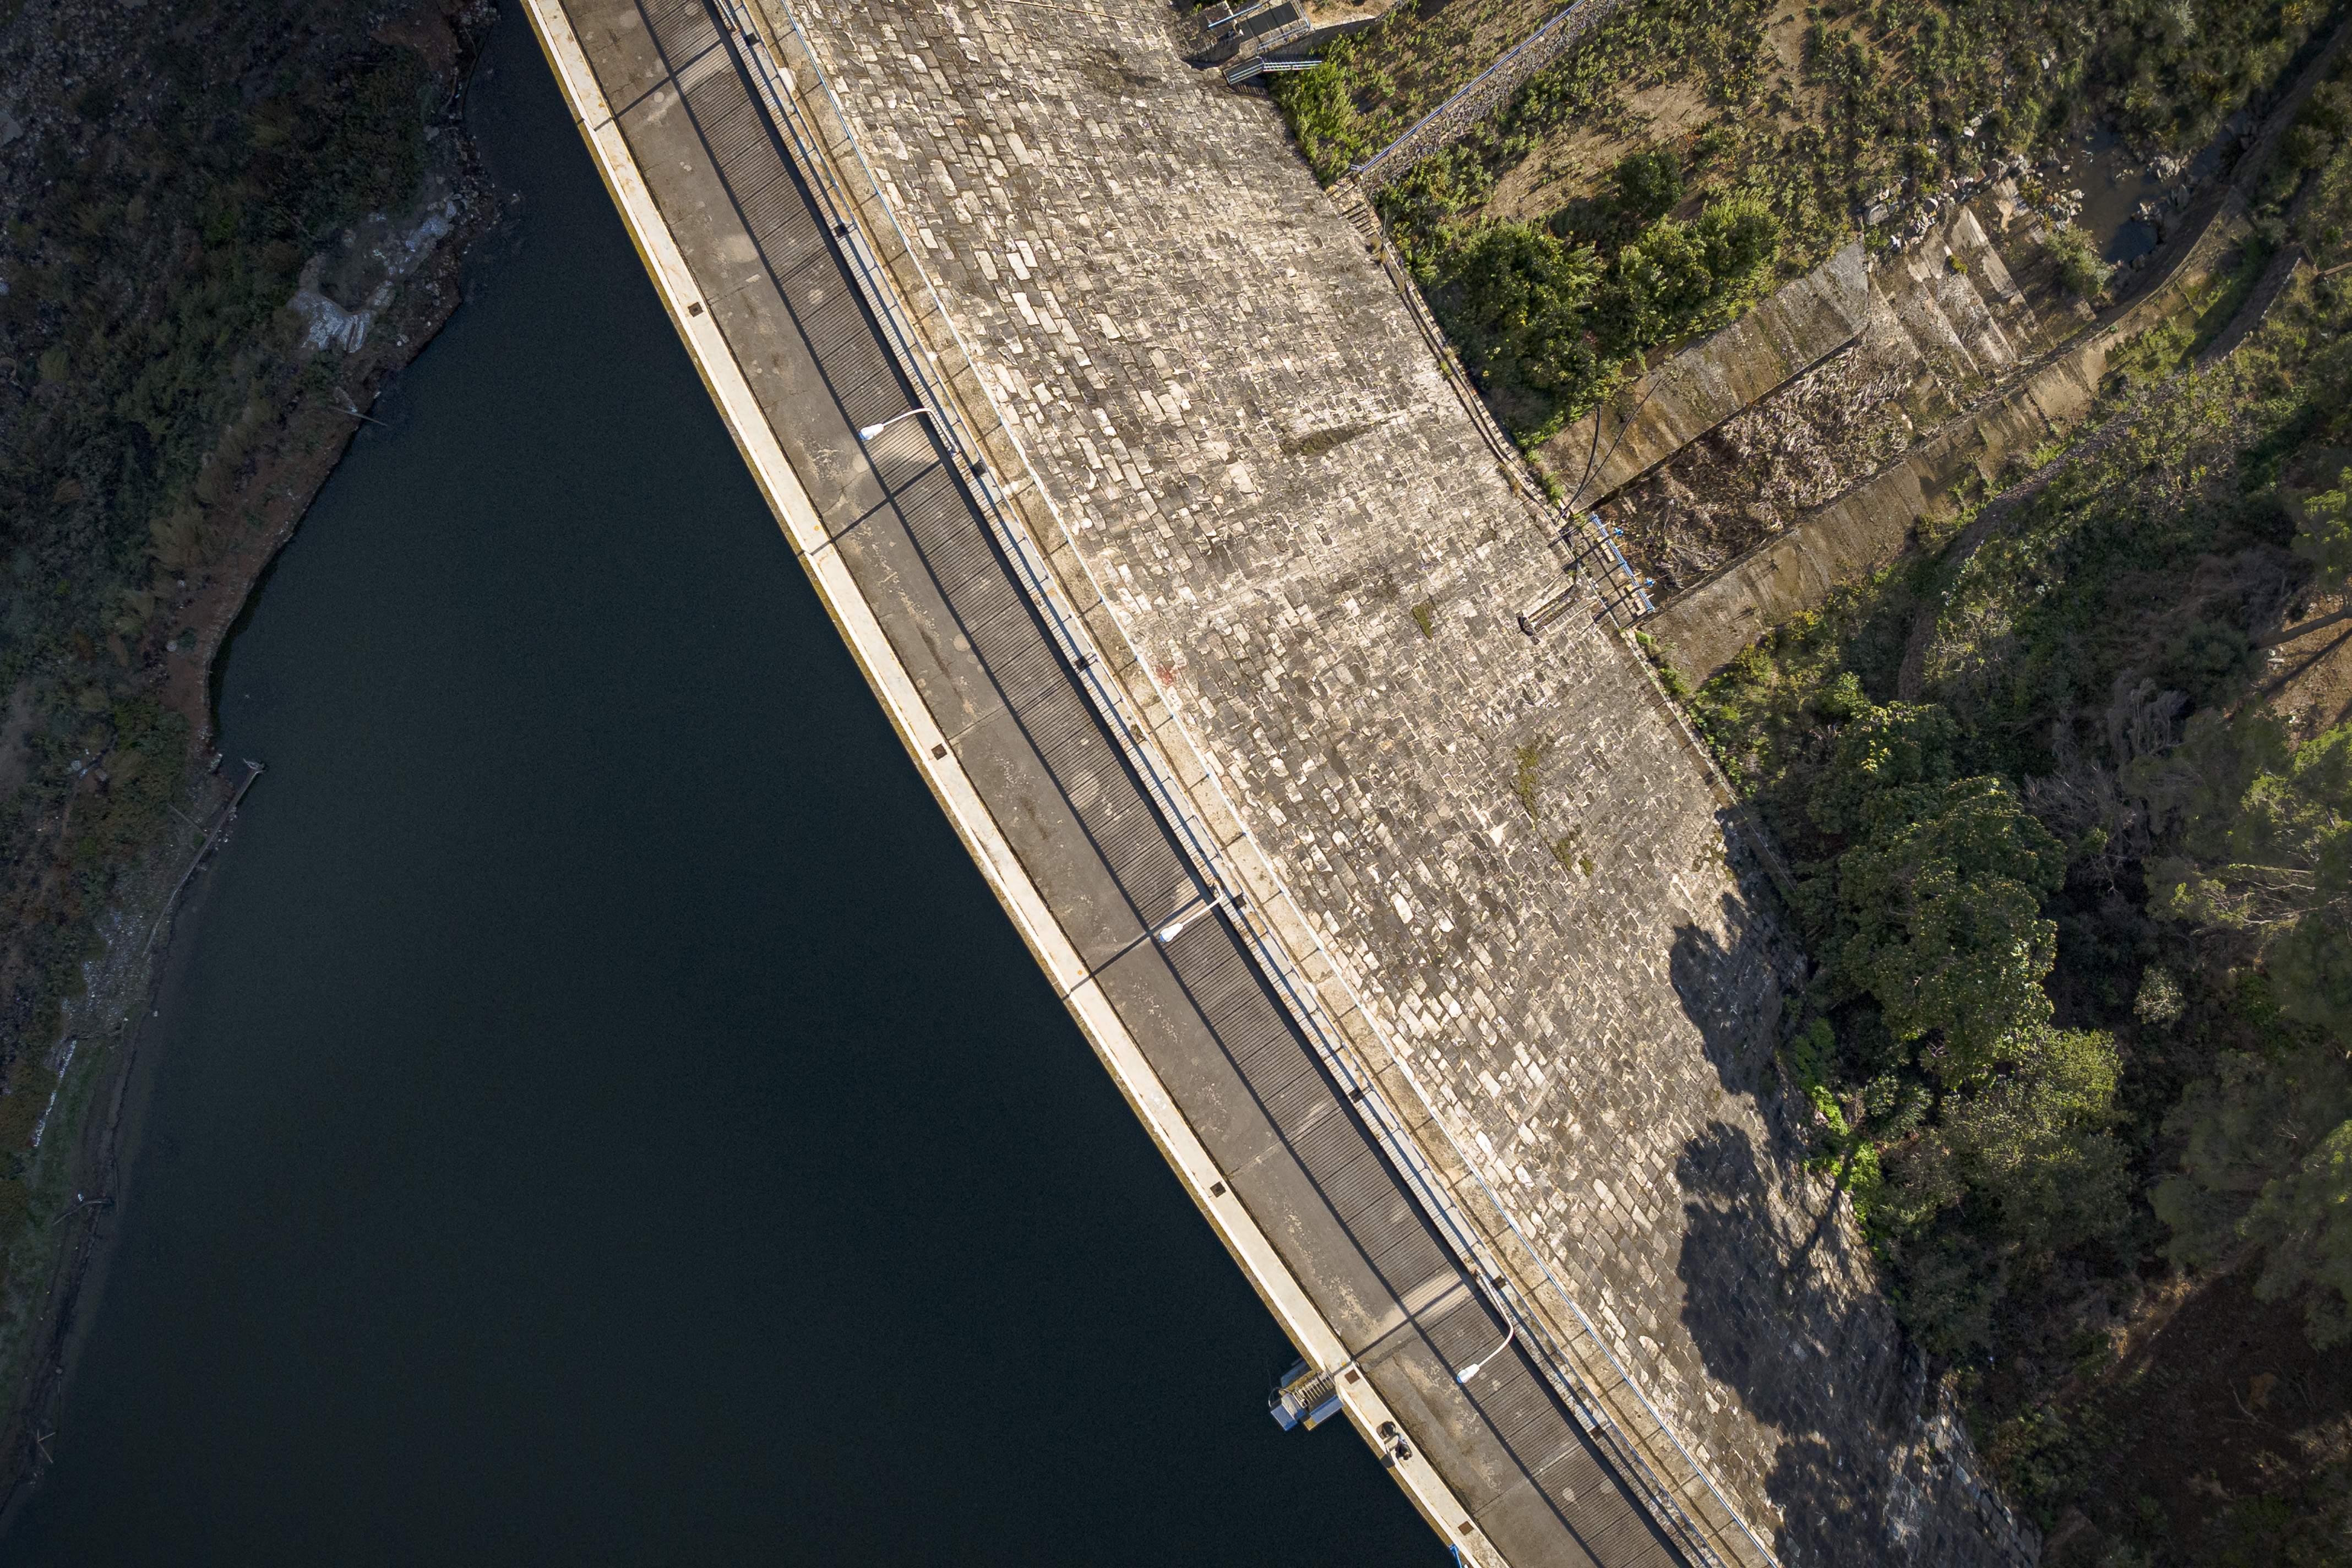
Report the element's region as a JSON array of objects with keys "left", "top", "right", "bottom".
[{"left": 769, "top": 1, "right": 2032, "bottom": 1560}]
